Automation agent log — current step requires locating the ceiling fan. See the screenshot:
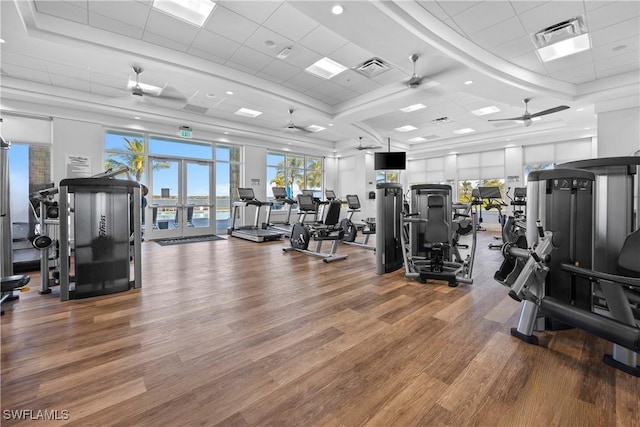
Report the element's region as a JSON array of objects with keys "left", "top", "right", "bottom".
[
  {"left": 356, "top": 137, "right": 381, "bottom": 150},
  {"left": 128, "top": 66, "right": 187, "bottom": 101},
  {"left": 405, "top": 54, "right": 425, "bottom": 89},
  {"left": 284, "top": 109, "right": 311, "bottom": 133},
  {"left": 488, "top": 98, "right": 570, "bottom": 127}
]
